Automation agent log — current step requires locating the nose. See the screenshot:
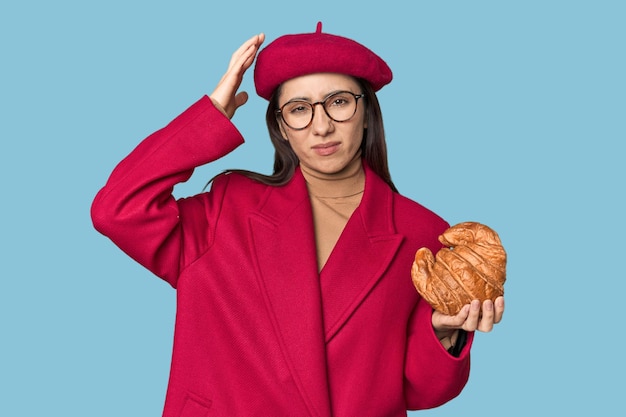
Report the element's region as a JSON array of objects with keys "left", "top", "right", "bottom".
[{"left": 310, "top": 102, "right": 334, "bottom": 135}]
